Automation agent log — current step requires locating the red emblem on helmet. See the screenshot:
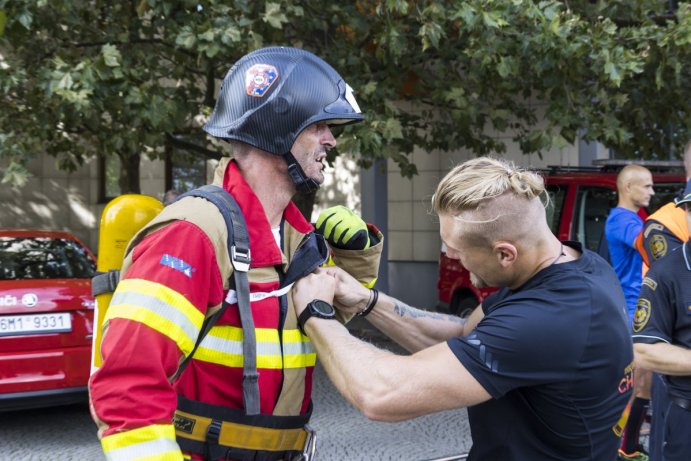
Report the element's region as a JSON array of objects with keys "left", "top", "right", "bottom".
[{"left": 245, "top": 64, "right": 279, "bottom": 97}]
